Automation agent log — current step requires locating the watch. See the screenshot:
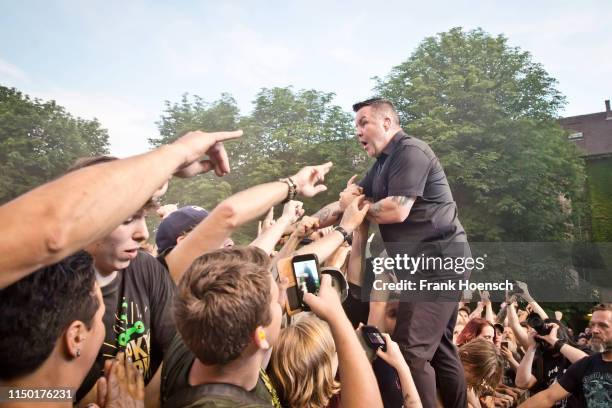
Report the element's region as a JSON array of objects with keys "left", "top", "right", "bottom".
[{"left": 334, "top": 226, "right": 352, "bottom": 245}]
